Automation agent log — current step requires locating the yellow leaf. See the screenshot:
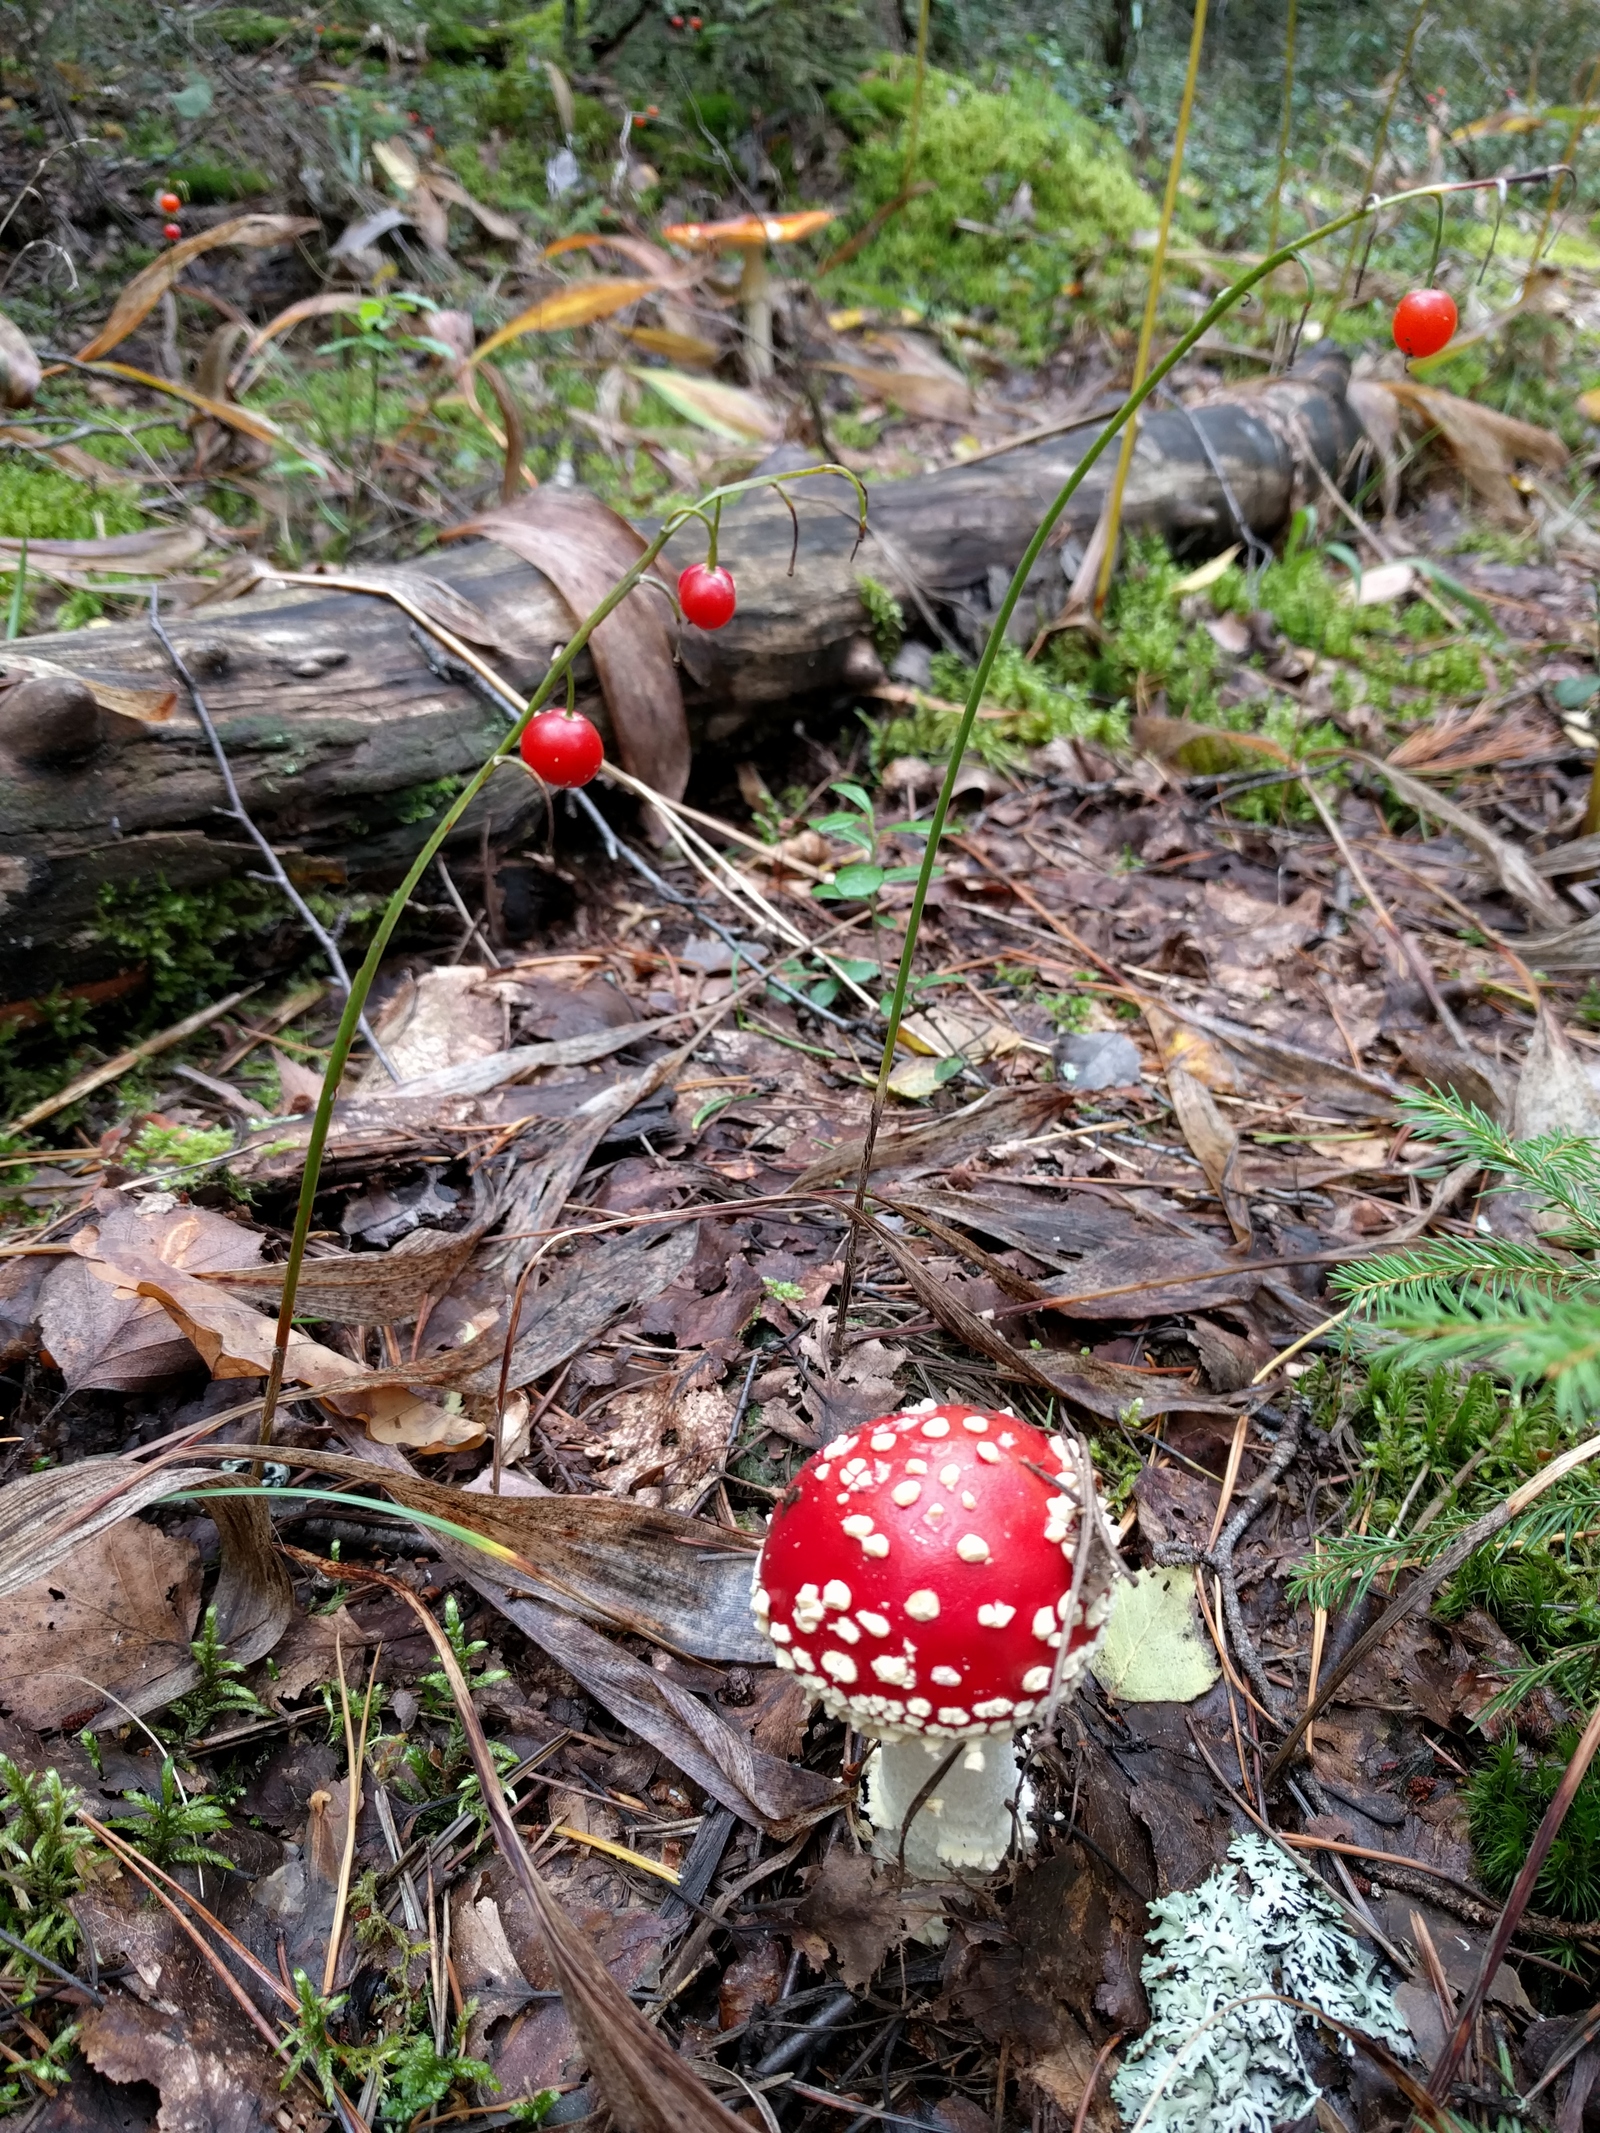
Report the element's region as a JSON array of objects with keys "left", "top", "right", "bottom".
[
  {"left": 1578, "top": 387, "right": 1600, "bottom": 423},
  {"left": 472, "top": 279, "right": 659, "bottom": 362},
  {"left": 1171, "top": 544, "right": 1241, "bottom": 594},
  {"left": 1092, "top": 1567, "right": 1220, "bottom": 1703},
  {"left": 76, "top": 214, "right": 318, "bottom": 361},
  {"left": 623, "top": 325, "right": 721, "bottom": 368},
  {"left": 629, "top": 367, "right": 783, "bottom": 441}
]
